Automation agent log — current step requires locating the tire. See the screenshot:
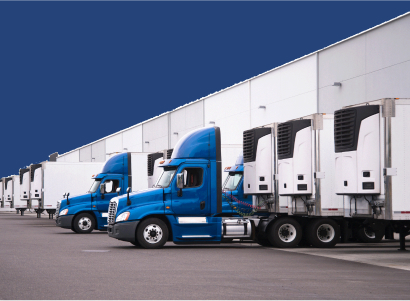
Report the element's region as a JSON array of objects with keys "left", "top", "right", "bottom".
[
  {"left": 267, "top": 218, "right": 302, "bottom": 248},
  {"left": 73, "top": 213, "right": 95, "bottom": 234},
  {"left": 136, "top": 218, "right": 169, "bottom": 249},
  {"left": 131, "top": 241, "right": 141, "bottom": 247},
  {"left": 256, "top": 237, "right": 273, "bottom": 247},
  {"left": 307, "top": 219, "right": 340, "bottom": 248},
  {"left": 357, "top": 226, "right": 384, "bottom": 243}
]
